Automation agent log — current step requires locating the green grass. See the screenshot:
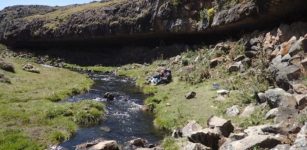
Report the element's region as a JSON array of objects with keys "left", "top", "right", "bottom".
[
  {"left": 0, "top": 45, "right": 105, "bottom": 149},
  {"left": 115, "top": 43, "right": 270, "bottom": 132}
]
